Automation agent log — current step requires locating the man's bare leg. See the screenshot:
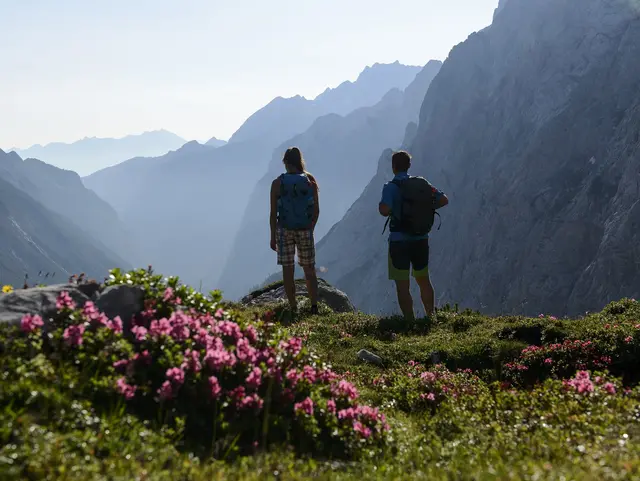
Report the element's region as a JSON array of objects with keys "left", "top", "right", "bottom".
[
  {"left": 415, "top": 275, "right": 435, "bottom": 318},
  {"left": 395, "top": 279, "right": 415, "bottom": 321},
  {"left": 282, "top": 265, "right": 297, "bottom": 311}
]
